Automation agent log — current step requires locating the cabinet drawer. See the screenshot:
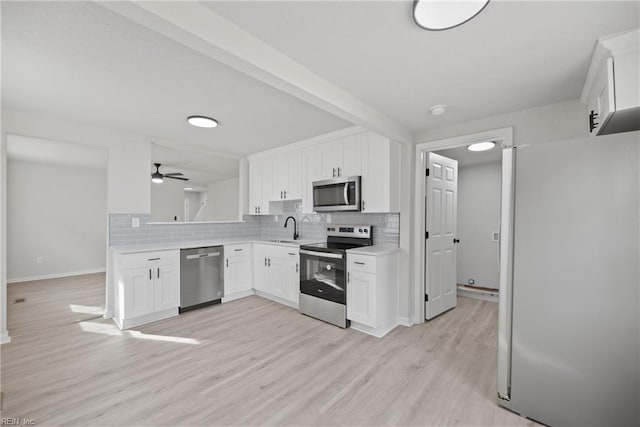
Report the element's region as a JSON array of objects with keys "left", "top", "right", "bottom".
[
  {"left": 348, "top": 254, "right": 376, "bottom": 274},
  {"left": 225, "top": 244, "right": 251, "bottom": 258},
  {"left": 120, "top": 250, "right": 179, "bottom": 269}
]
